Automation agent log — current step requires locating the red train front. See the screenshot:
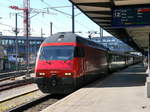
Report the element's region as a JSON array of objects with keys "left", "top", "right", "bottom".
[
  {"left": 34, "top": 32, "right": 108, "bottom": 94},
  {"left": 35, "top": 33, "right": 84, "bottom": 93}
]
